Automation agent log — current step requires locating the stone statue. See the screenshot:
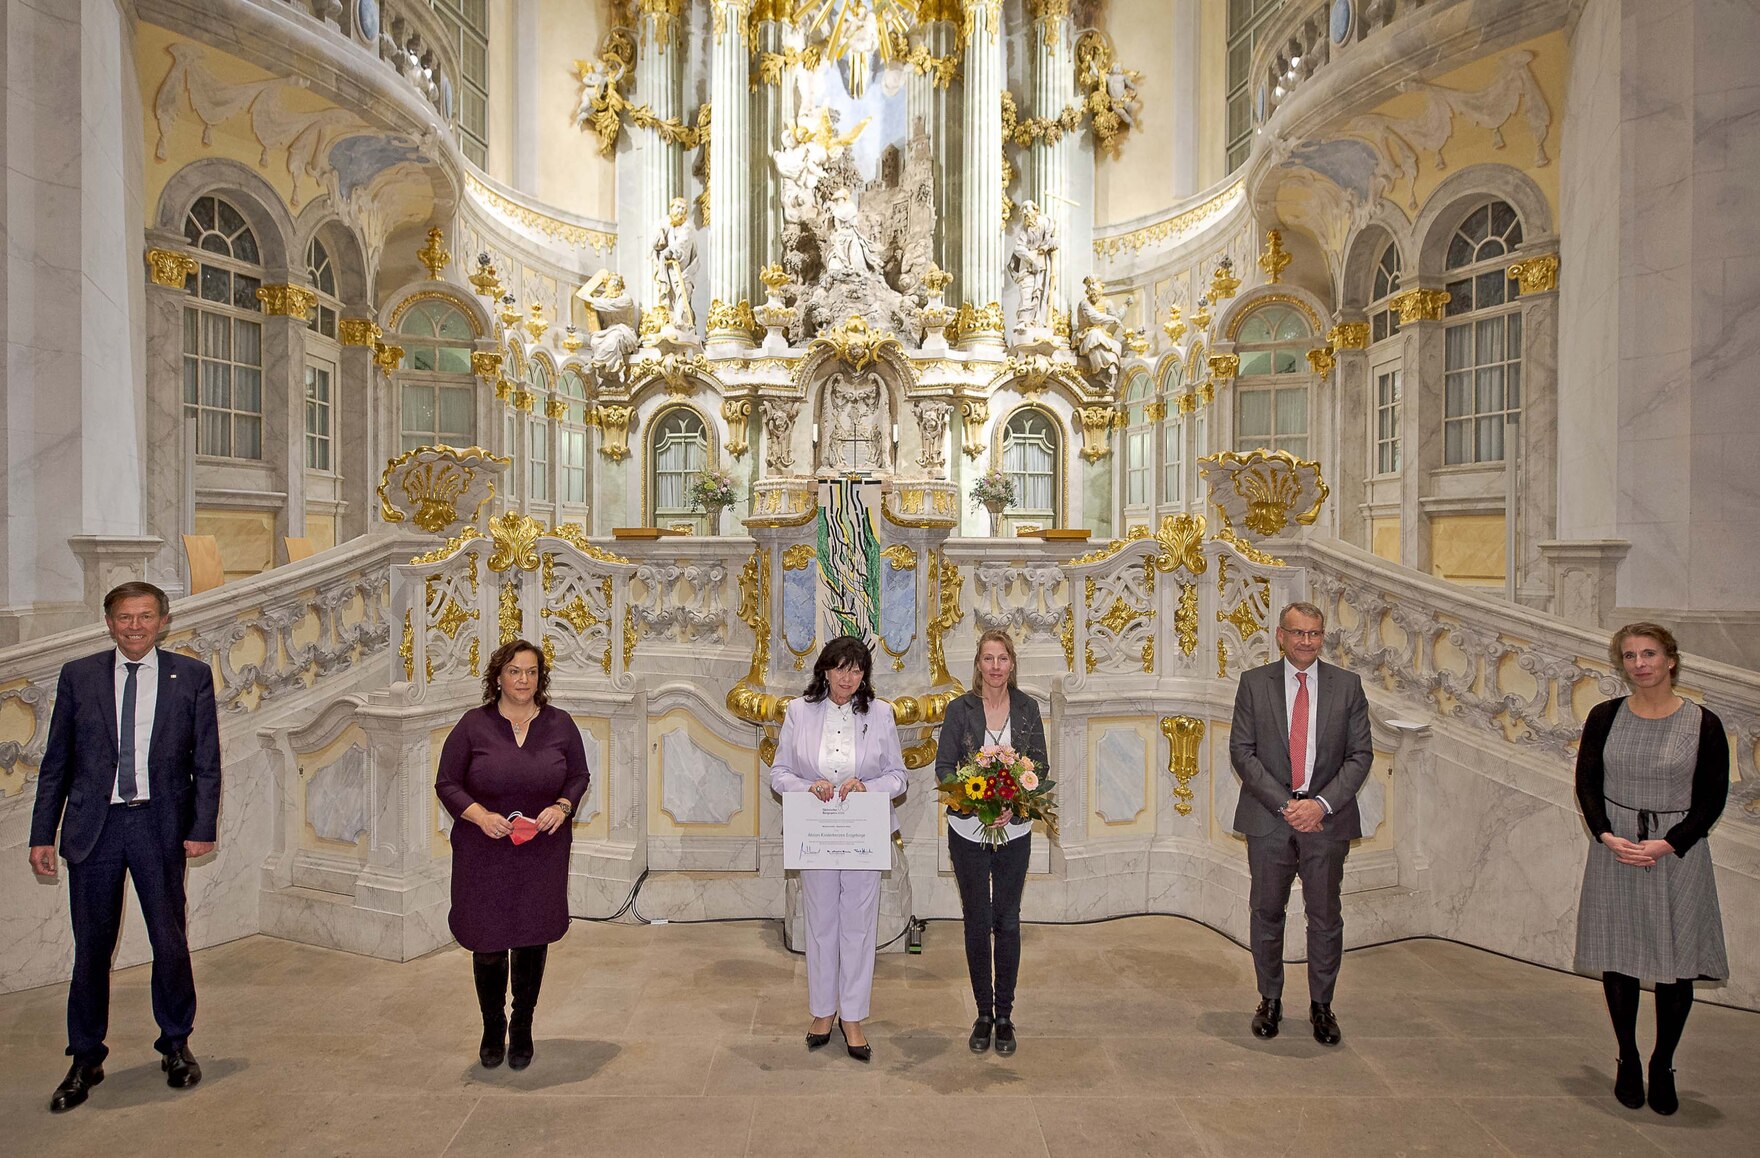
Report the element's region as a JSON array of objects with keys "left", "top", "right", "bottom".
[
  {"left": 761, "top": 399, "right": 800, "bottom": 474},
  {"left": 578, "top": 271, "right": 639, "bottom": 384},
  {"left": 824, "top": 188, "right": 884, "bottom": 278},
  {"left": 1007, "top": 200, "right": 1058, "bottom": 335},
  {"left": 1105, "top": 63, "right": 1141, "bottom": 130},
  {"left": 820, "top": 371, "right": 890, "bottom": 473},
  {"left": 1076, "top": 275, "right": 1125, "bottom": 386},
  {"left": 914, "top": 398, "right": 950, "bottom": 478},
  {"left": 773, "top": 120, "right": 829, "bottom": 227},
  {"left": 651, "top": 196, "right": 697, "bottom": 330}
]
